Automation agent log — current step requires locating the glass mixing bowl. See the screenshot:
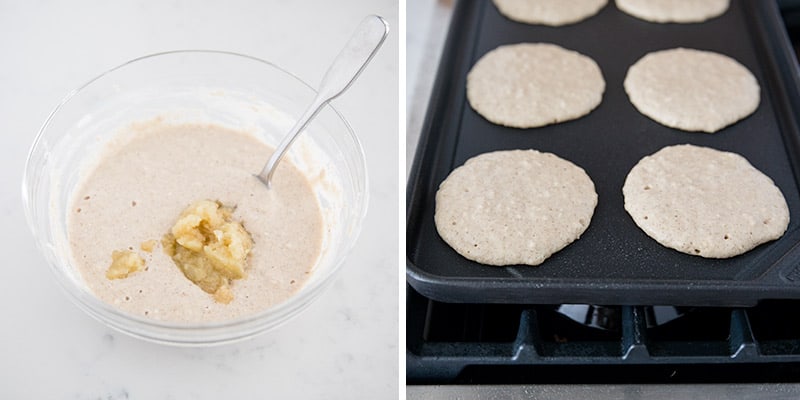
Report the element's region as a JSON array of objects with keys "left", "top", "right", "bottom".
[{"left": 22, "top": 50, "right": 368, "bottom": 345}]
